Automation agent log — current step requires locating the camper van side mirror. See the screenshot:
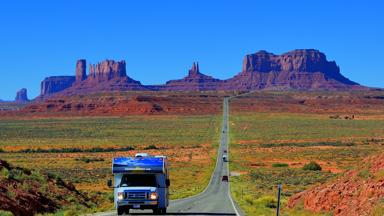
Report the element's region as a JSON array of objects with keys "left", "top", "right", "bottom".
[
  {"left": 166, "top": 179, "right": 170, "bottom": 187},
  {"left": 107, "top": 179, "right": 112, "bottom": 188}
]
